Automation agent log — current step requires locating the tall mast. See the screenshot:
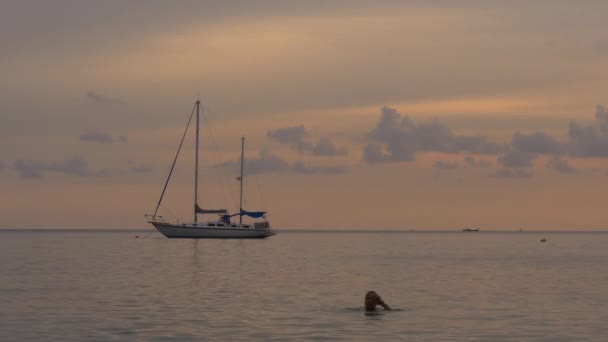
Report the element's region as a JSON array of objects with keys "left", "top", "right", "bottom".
[
  {"left": 239, "top": 136, "right": 245, "bottom": 224},
  {"left": 194, "top": 100, "right": 200, "bottom": 223}
]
